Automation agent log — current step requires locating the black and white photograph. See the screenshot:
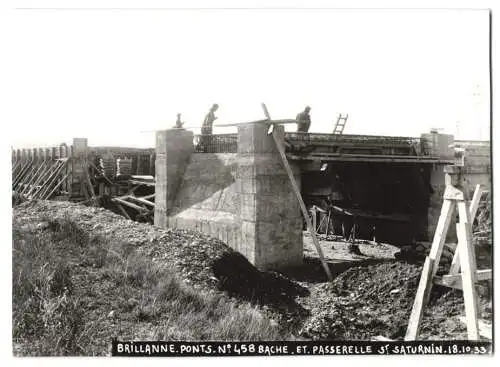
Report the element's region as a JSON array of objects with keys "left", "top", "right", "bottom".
[{"left": 2, "top": 0, "right": 495, "bottom": 359}]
